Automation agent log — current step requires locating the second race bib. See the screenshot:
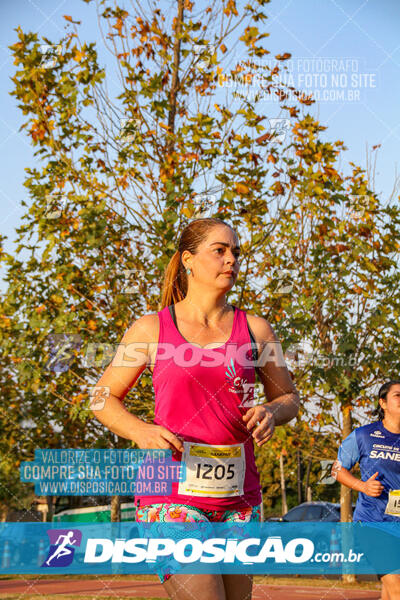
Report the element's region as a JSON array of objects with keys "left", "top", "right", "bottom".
[
  {"left": 384, "top": 490, "right": 400, "bottom": 516},
  {"left": 177, "top": 441, "right": 245, "bottom": 498}
]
